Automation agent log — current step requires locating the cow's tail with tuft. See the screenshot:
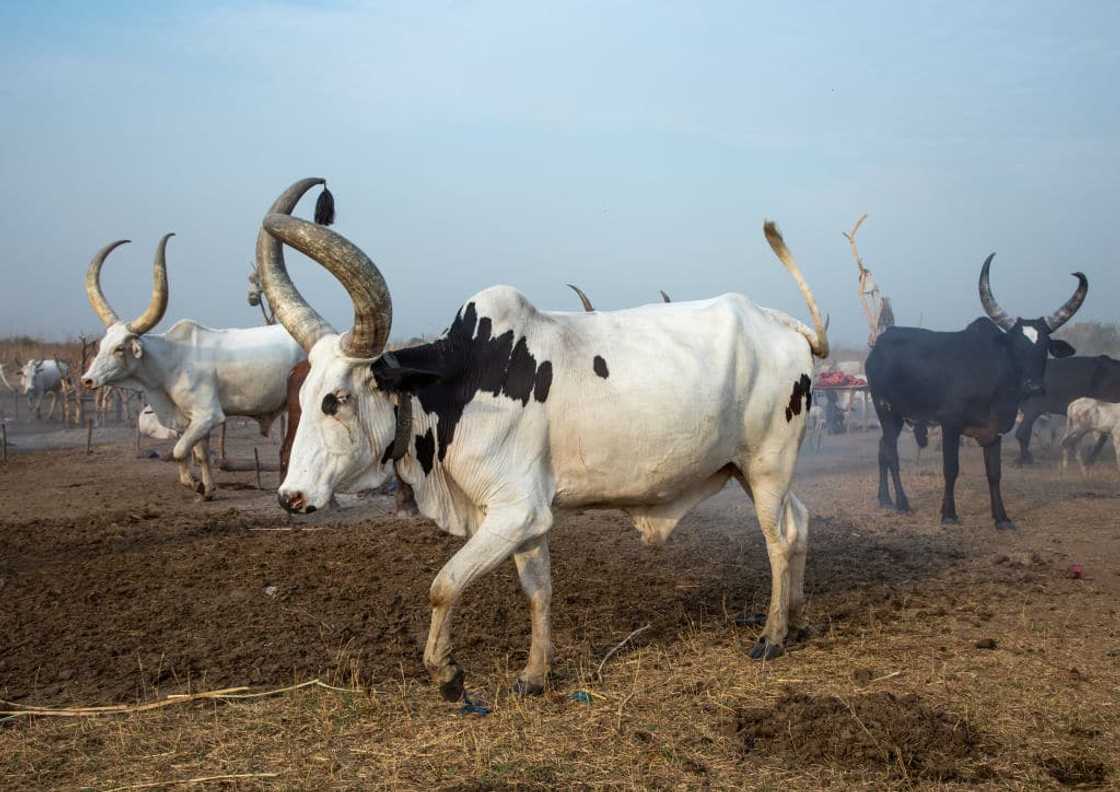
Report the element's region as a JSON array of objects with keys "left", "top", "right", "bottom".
[{"left": 763, "top": 220, "right": 830, "bottom": 359}]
